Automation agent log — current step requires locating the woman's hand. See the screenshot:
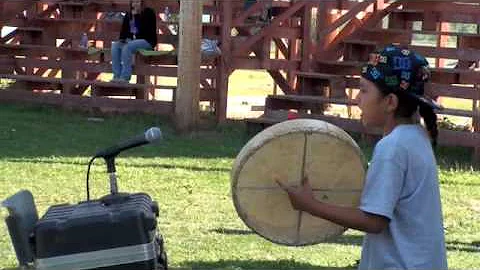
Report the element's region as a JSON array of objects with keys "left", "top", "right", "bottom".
[{"left": 276, "top": 176, "right": 317, "bottom": 213}]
